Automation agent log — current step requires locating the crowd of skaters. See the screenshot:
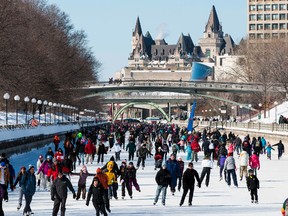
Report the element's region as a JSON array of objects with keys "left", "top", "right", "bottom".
[{"left": 0, "top": 121, "right": 286, "bottom": 215}]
